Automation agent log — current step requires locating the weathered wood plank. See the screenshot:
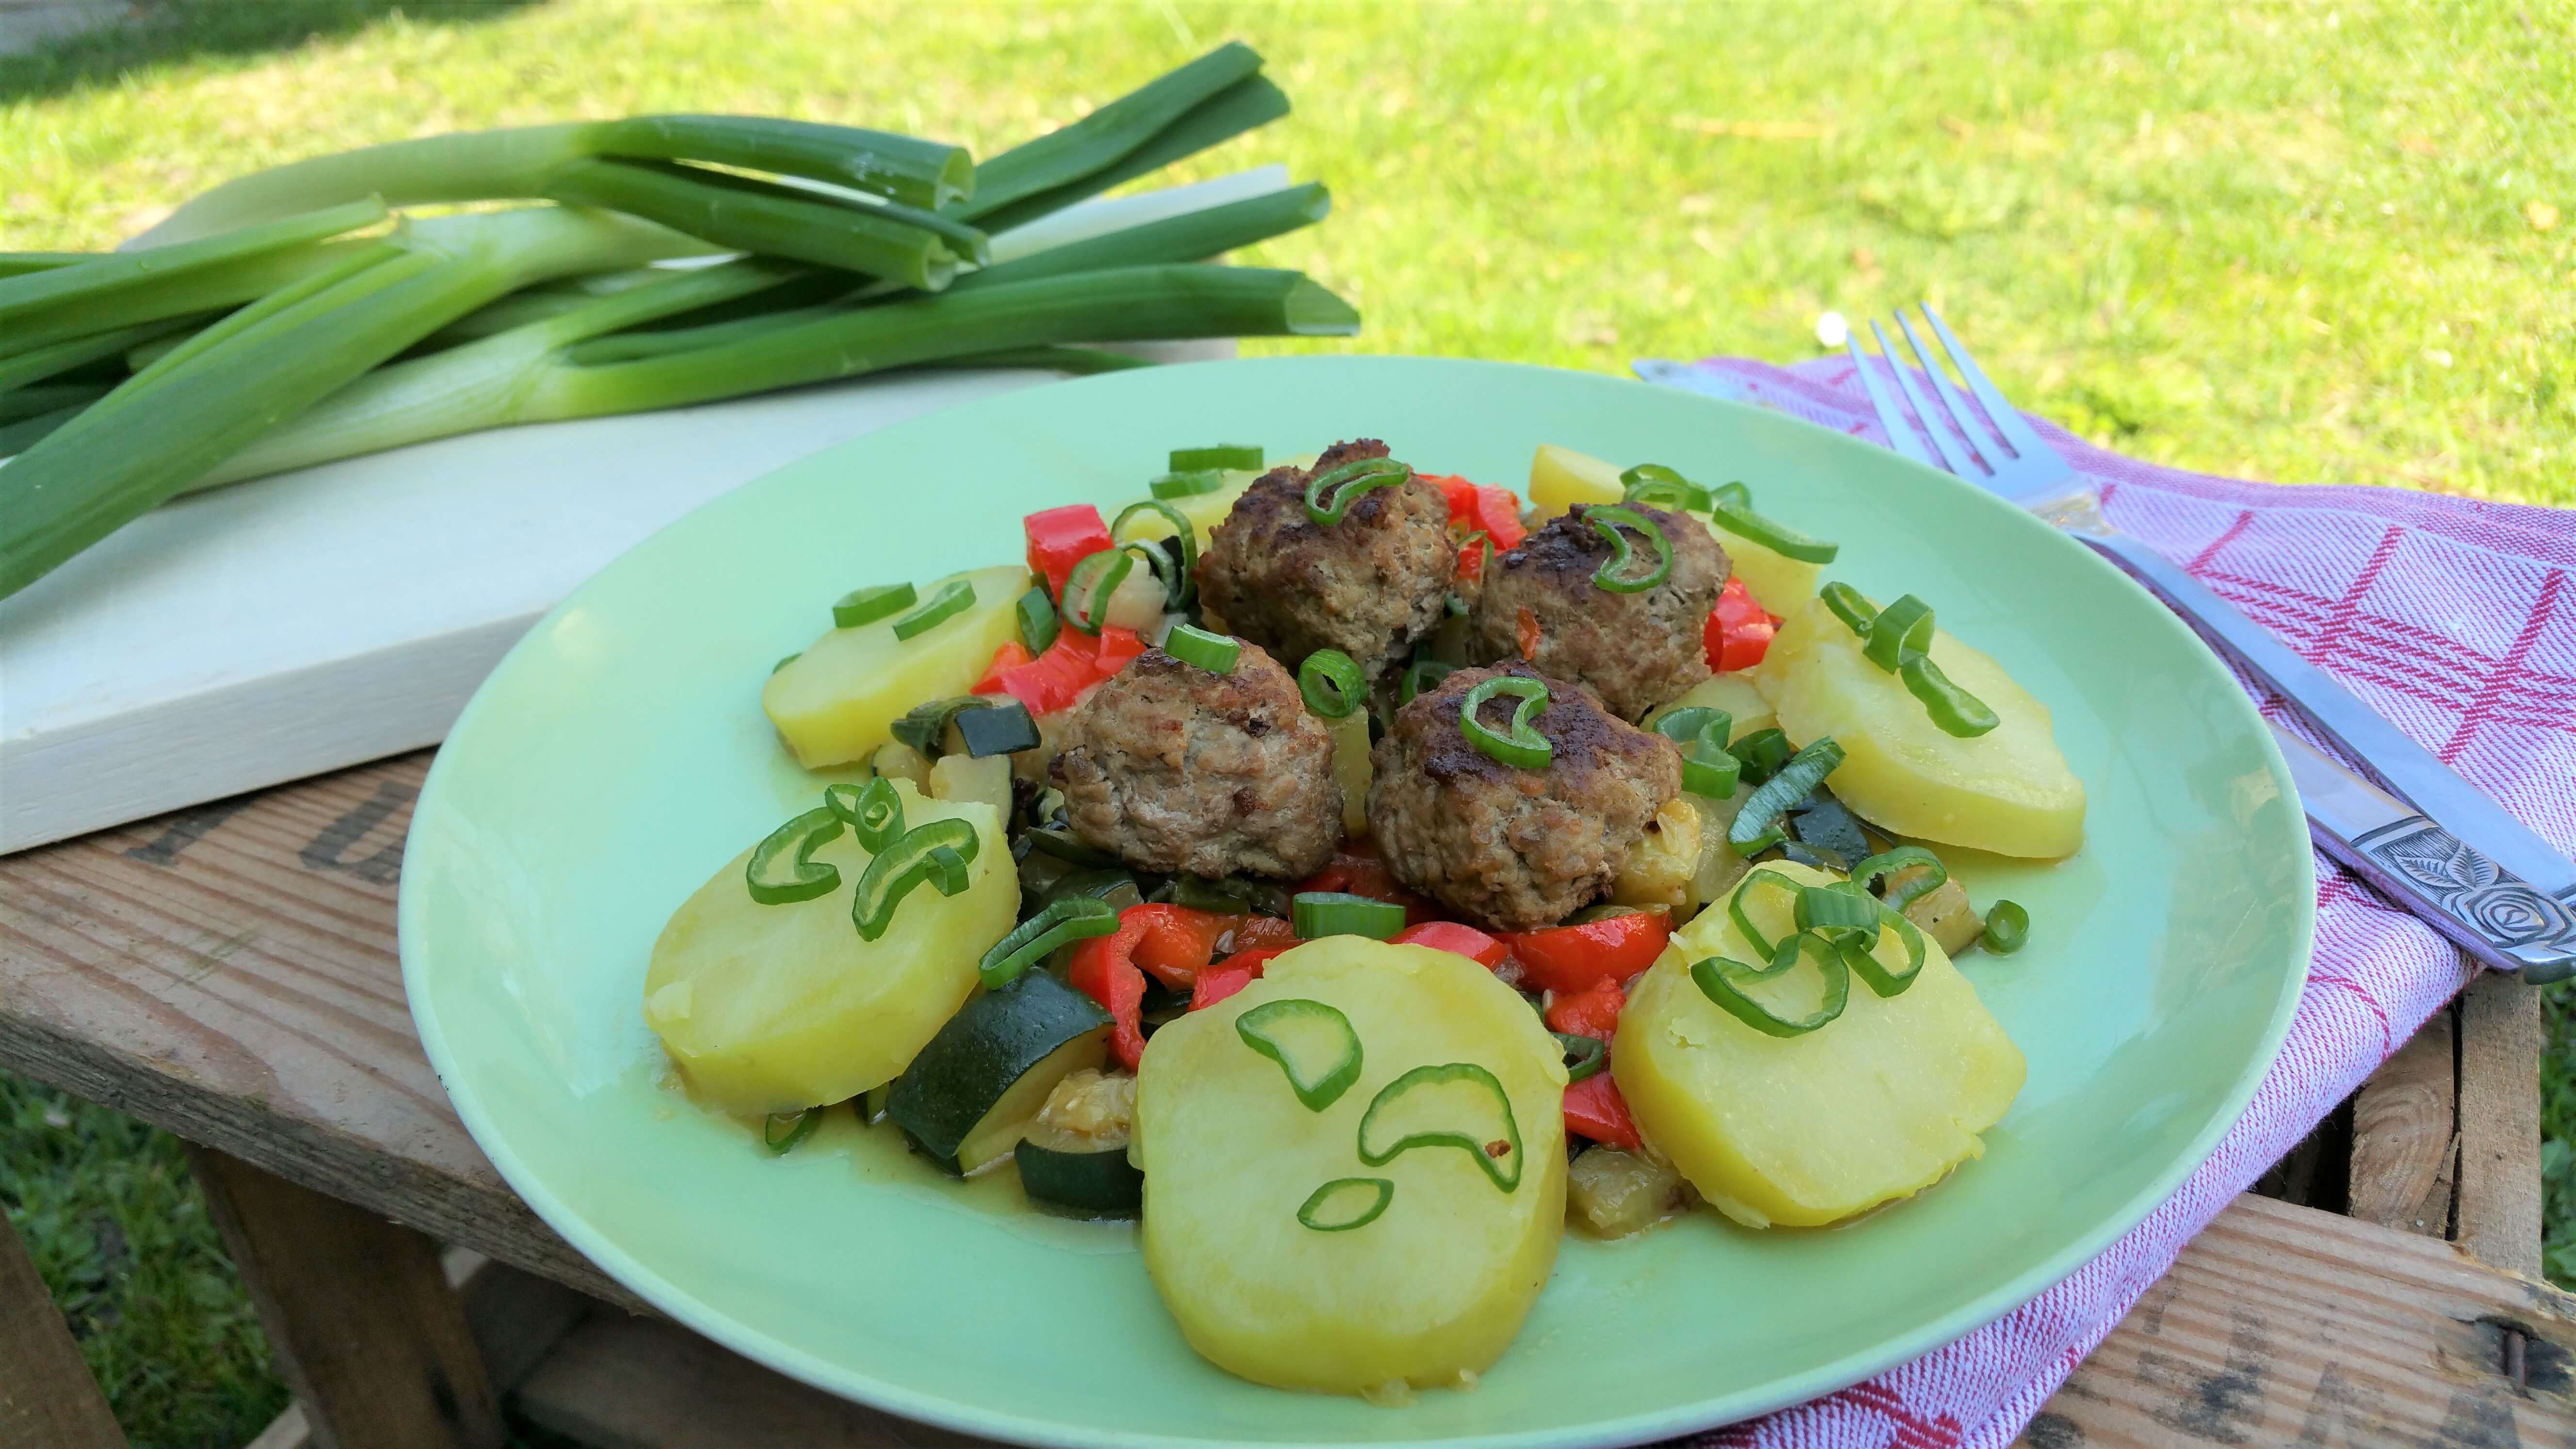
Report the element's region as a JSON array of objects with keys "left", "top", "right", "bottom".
[
  {"left": 189, "top": 1146, "right": 505, "bottom": 1449},
  {"left": 0, "top": 1207, "right": 127, "bottom": 1449},
  {"left": 2349, "top": 1001, "right": 2458, "bottom": 1236},
  {"left": 2457, "top": 970, "right": 2546, "bottom": 1278}
]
